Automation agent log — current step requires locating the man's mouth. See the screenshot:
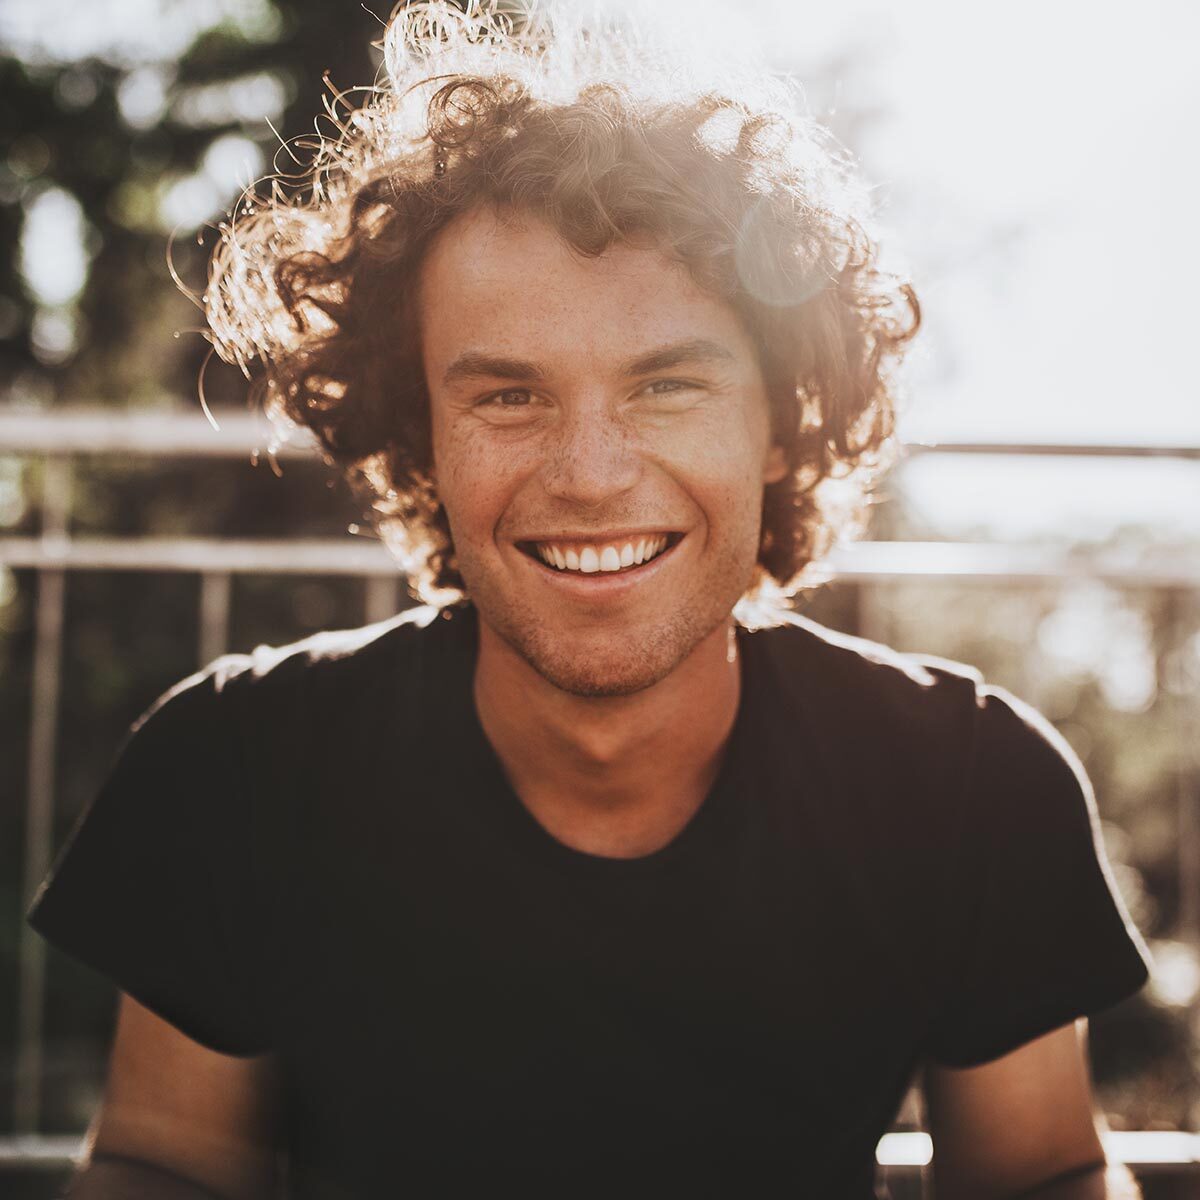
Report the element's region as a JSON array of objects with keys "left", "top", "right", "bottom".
[{"left": 515, "top": 532, "right": 684, "bottom": 576}]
